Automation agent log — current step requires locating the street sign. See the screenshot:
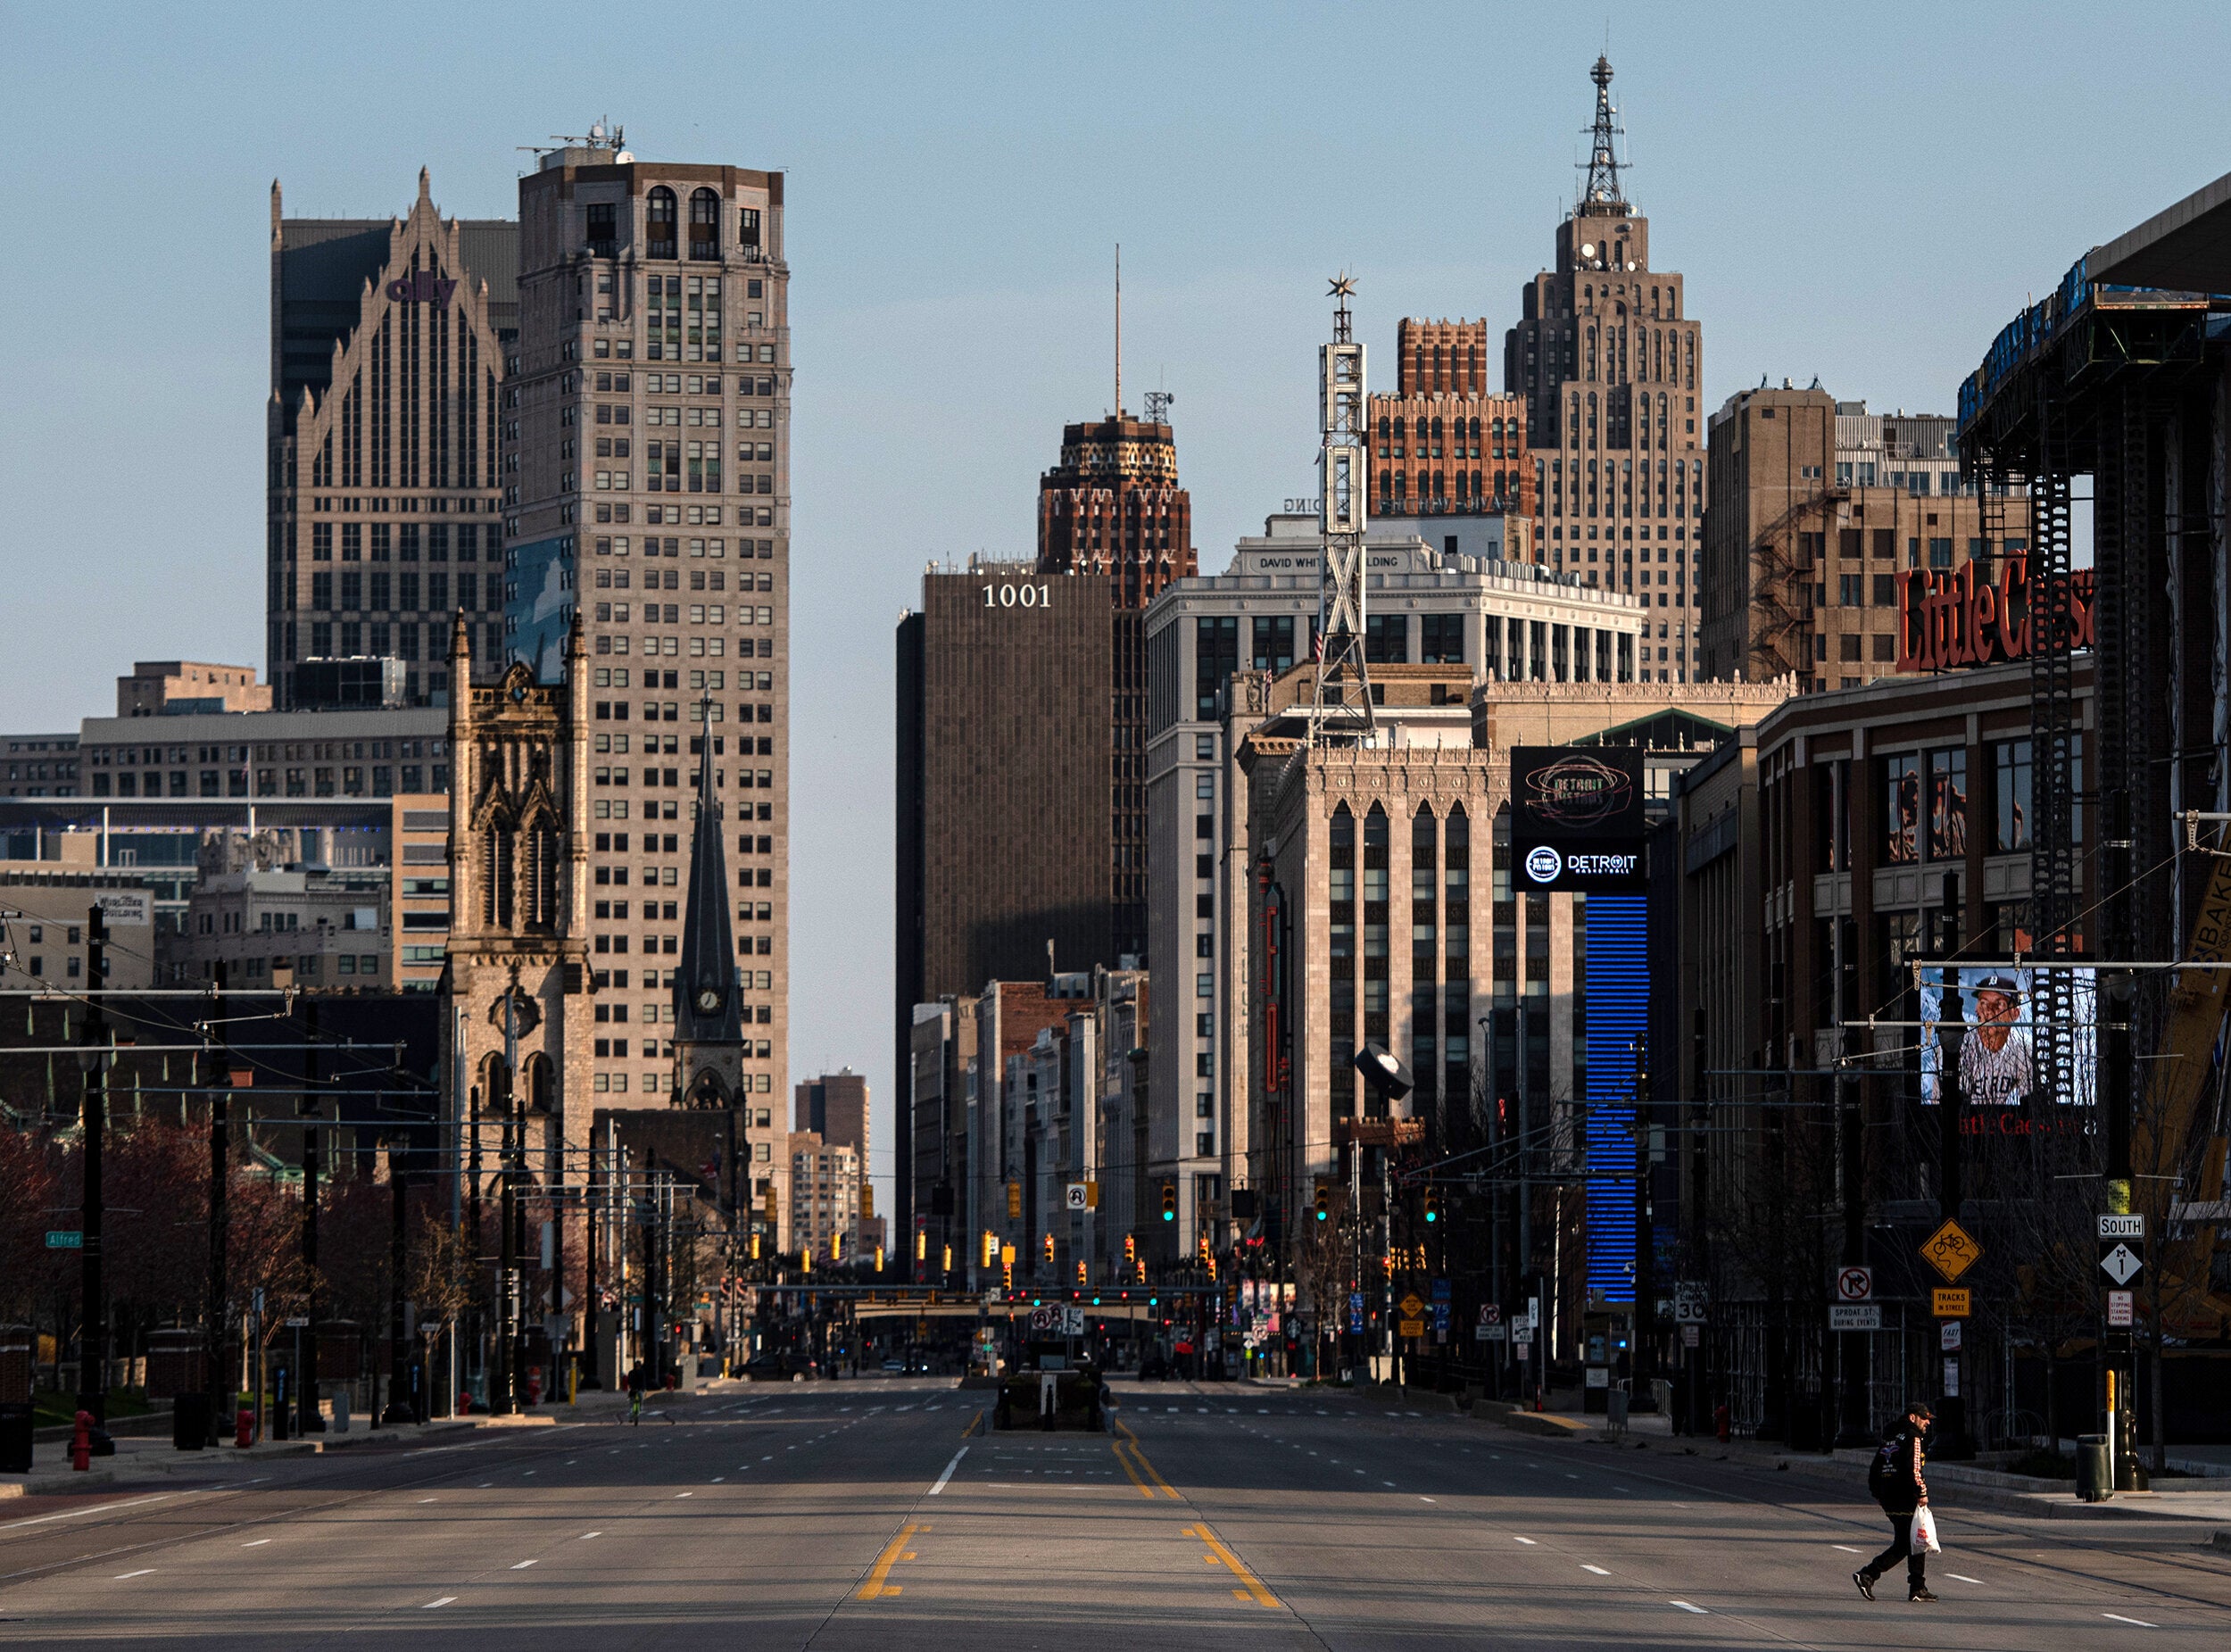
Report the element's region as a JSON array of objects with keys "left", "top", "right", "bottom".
[
  {"left": 1065, "top": 1183, "right": 1087, "bottom": 1212},
  {"left": 2099, "top": 1242, "right": 2144, "bottom": 1286},
  {"left": 1834, "top": 1266, "right": 1873, "bottom": 1303},
  {"left": 1476, "top": 1322, "right": 1508, "bottom": 1342},
  {"left": 1398, "top": 1292, "right": 1426, "bottom": 1319},
  {"left": 1398, "top": 1318, "right": 1426, "bottom": 1338},
  {"left": 45, "top": 1231, "right": 81, "bottom": 1249},
  {"left": 1680, "top": 1324, "right": 1700, "bottom": 1349},
  {"left": 1940, "top": 1320, "right": 1962, "bottom": 1351},
  {"left": 1920, "top": 1219, "right": 1983, "bottom": 1283},
  {"left": 1931, "top": 1287, "right": 1970, "bottom": 1318},
  {"left": 1480, "top": 1303, "right": 1502, "bottom": 1325},
  {"left": 1673, "top": 1282, "right": 1708, "bottom": 1324},
  {"left": 284, "top": 1316, "right": 310, "bottom": 1328},
  {"left": 1431, "top": 1278, "right": 1451, "bottom": 1301},
  {"left": 1829, "top": 1305, "right": 1880, "bottom": 1332},
  {"left": 2098, "top": 1213, "right": 2145, "bottom": 1240},
  {"left": 1348, "top": 1291, "right": 1364, "bottom": 1333},
  {"left": 1942, "top": 1357, "right": 1961, "bottom": 1398},
  {"left": 2106, "top": 1290, "right": 2135, "bottom": 1327},
  {"left": 1432, "top": 1301, "right": 1450, "bottom": 1334}
]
